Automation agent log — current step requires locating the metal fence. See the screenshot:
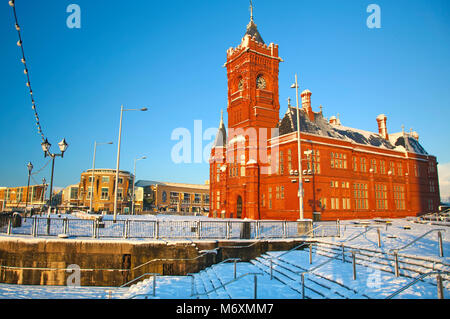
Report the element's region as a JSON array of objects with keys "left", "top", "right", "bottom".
[{"left": 0, "top": 216, "right": 340, "bottom": 240}]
